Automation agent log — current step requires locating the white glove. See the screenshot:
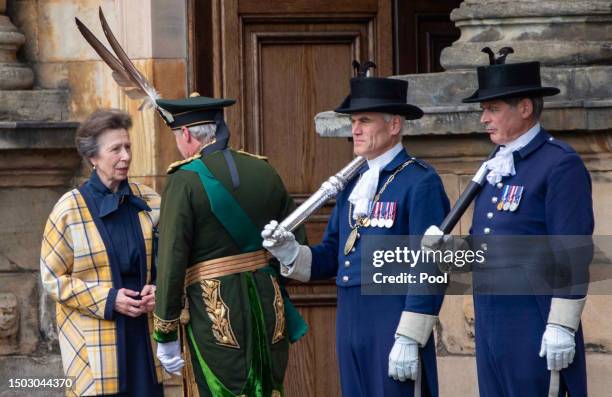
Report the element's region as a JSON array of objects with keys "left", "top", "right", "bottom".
[
  {"left": 388, "top": 335, "right": 419, "bottom": 382},
  {"left": 156, "top": 340, "right": 184, "bottom": 376},
  {"left": 421, "top": 225, "right": 446, "bottom": 251},
  {"left": 539, "top": 324, "right": 576, "bottom": 371},
  {"left": 261, "top": 220, "right": 300, "bottom": 266}
]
